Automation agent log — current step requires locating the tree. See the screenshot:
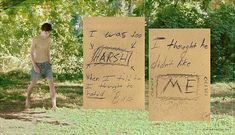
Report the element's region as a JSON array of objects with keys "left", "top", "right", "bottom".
[{"left": 205, "top": 4, "right": 235, "bottom": 81}]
